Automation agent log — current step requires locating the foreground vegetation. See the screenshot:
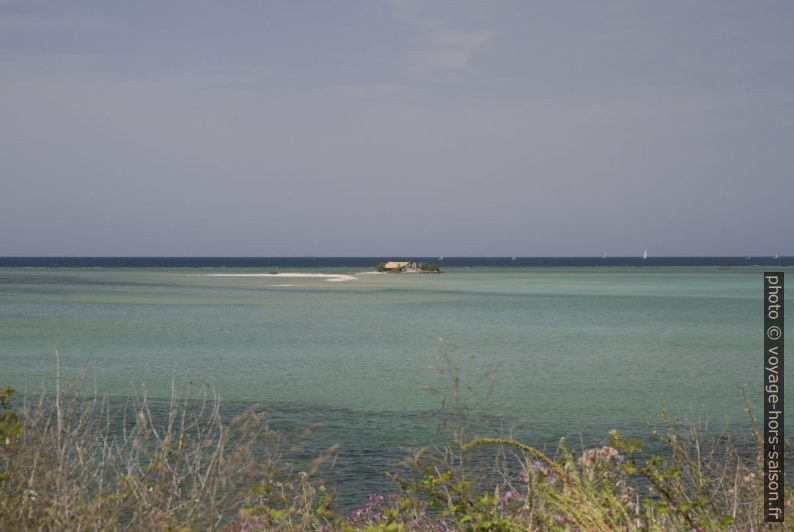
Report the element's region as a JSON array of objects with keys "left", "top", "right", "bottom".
[{"left": 0, "top": 382, "right": 790, "bottom": 530}]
